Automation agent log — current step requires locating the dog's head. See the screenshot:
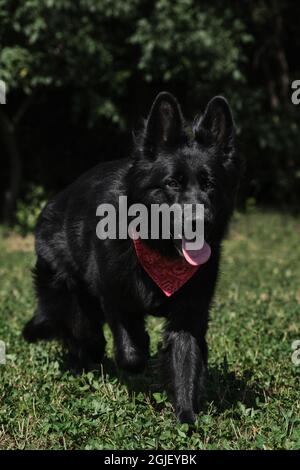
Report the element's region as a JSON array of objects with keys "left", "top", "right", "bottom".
[{"left": 129, "top": 92, "right": 241, "bottom": 262}]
